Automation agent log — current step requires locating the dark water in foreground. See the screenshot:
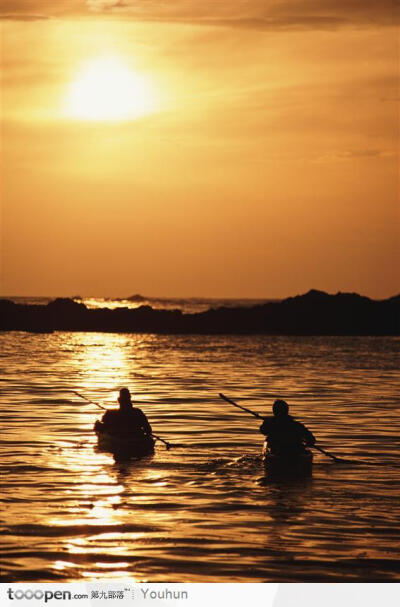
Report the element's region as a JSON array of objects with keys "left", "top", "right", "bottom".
[{"left": 1, "top": 332, "right": 399, "bottom": 582}]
